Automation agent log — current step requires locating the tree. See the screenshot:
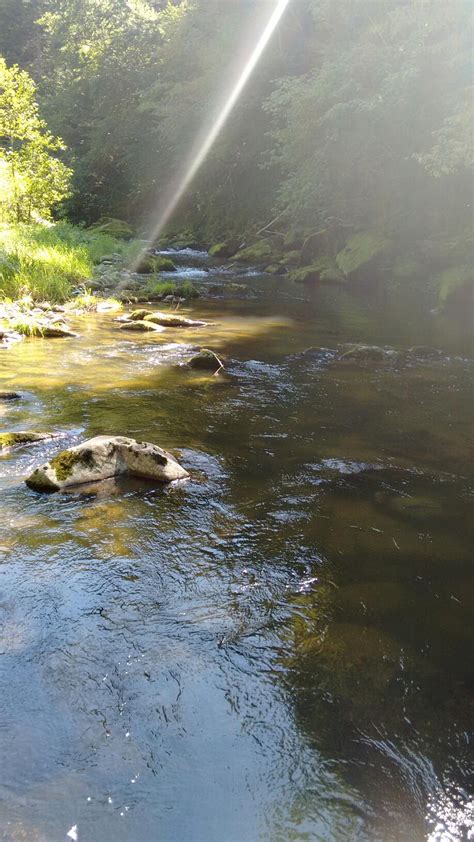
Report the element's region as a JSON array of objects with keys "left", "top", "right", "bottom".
[{"left": 0, "top": 56, "right": 71, "bottom": 221}]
